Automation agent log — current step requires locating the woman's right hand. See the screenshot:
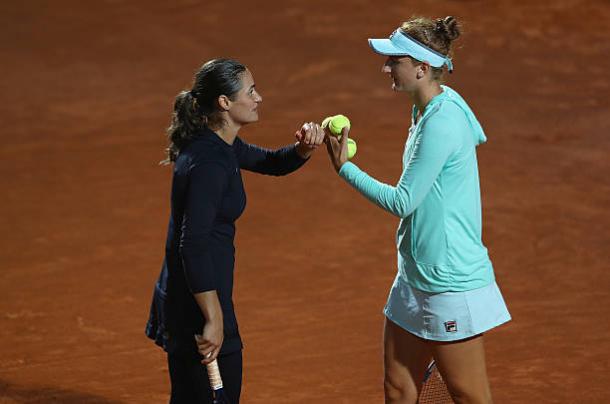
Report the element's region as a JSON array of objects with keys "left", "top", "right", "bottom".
[
  {"left": 193, "top": 290, "right": 224, "bottom": 364},
  {"left": 295, "top": 122, "right": 326, "bottom": 159},
  {"left": 325, "top": 126, "right": 350, "bottom": 172},
  {"left": 195, "top": 319, "right": 224, "bottom": 365}
]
